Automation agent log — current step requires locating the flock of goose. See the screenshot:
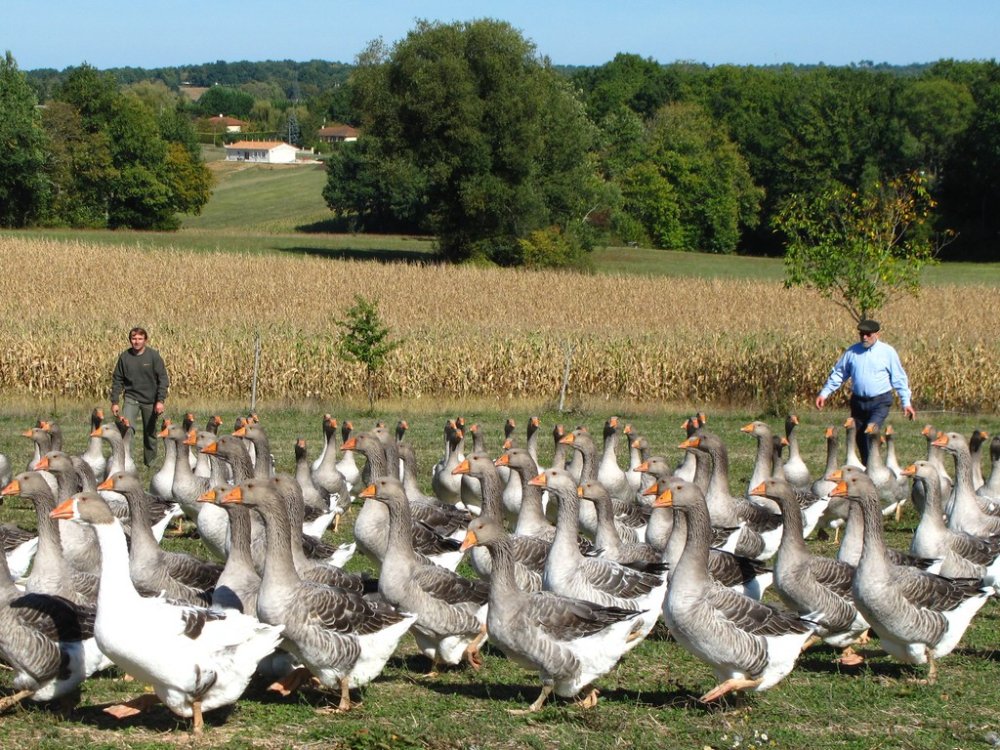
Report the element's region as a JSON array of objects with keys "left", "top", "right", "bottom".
[{"left": 1, "top": 408, "right": 1000, "bottom": 734}]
